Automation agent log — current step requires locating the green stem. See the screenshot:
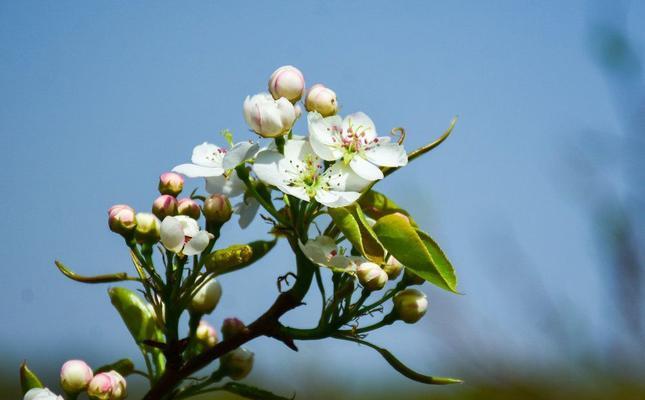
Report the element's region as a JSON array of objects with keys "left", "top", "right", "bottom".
[{"left": 235, "top": 165, "right": 289, "bottom": 226}]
